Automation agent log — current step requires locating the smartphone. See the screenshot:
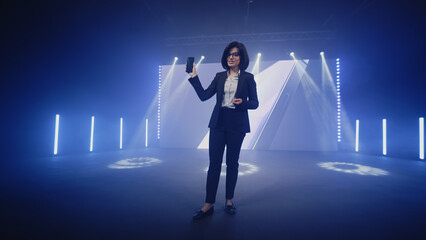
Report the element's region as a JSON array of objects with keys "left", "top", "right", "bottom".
[{"left": 186, "top": 57, "right": 194, "bottom": 73}]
